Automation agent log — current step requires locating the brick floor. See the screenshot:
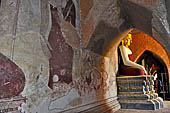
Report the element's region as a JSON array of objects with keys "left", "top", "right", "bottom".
[{"left": 115, "top": 101, "right": 170, "bottom": 113}]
